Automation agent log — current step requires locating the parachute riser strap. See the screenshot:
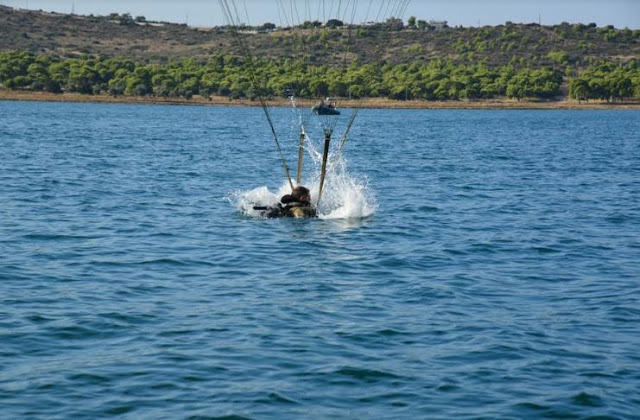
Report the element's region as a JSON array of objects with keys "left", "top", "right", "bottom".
[
  {"left": 296, "top": 128, "right": 305, "bottom": 186},
  {"left": 317, "top": 129, "right": 332, "bottom": 207}
]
